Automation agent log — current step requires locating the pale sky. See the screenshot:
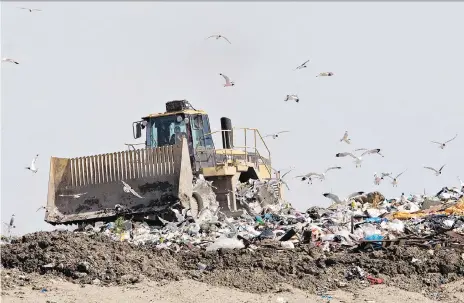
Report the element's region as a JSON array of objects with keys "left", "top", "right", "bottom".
[{"left": 1, "top": 2, "right": 463, "bottom": 235}]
